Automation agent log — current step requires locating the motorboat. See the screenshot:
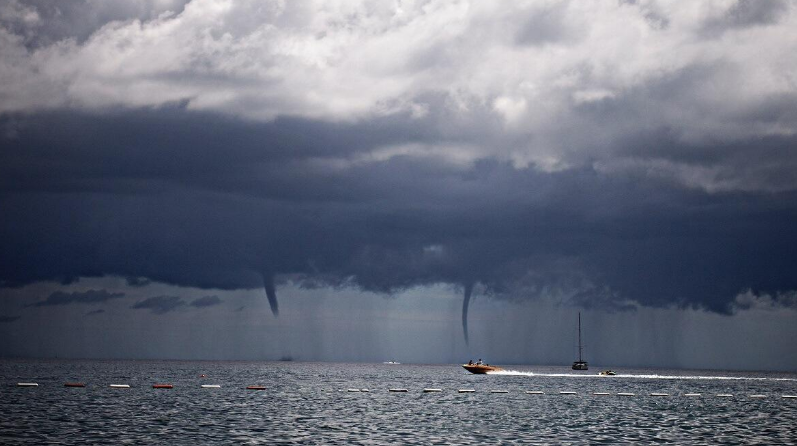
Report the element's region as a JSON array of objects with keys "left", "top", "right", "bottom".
[
  {"left": 599, "top": 370, "right": 617, "bottom": 376},
  {"left": 462, "top": 363, "right": 503, "bottom": 374}
]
